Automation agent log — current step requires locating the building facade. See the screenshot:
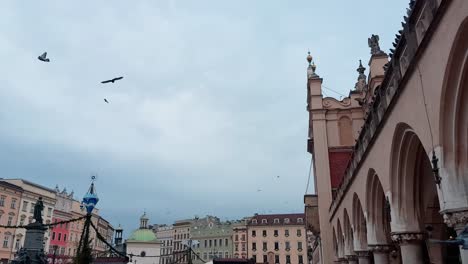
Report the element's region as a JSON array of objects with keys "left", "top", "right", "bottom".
[
  {"left": 247, "top": 214, "right": 307, "bottom": 264},
  {"left": 191, "top": 216, "right": 233, "bottom": 264},
  {"left": 173, "top": 219, "right": 192, "bottom": 264},
  {"left": 232, "top": 218, "right": 249, "bottom": 260},
  {"left": 154, "top": 224, "right": 174, "bottom": 264},
  {"left": 304, "top": 0, "right": 468, "bottom": 263},
  {"left": 49, "top": 186, "right": 74, "bottom": 261},
  {"left": 0, "top": 181, "right": 23, "bottom": 264},
  {"left": 3, "top": 179, "right": 56, "bottom": 255}
]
